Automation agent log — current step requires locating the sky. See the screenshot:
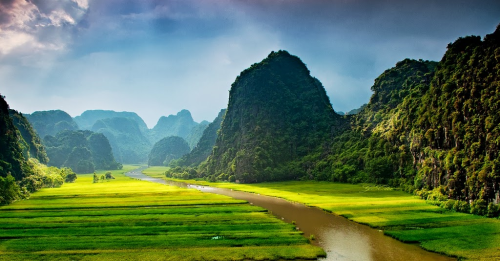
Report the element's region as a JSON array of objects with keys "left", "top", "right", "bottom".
[{"left": 1, "top": 0, "right": 499, "bottom": 128}]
